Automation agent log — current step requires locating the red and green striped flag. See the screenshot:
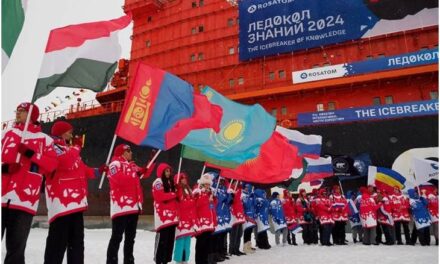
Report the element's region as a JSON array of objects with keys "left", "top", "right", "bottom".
[
  {"left": 32, "top": 14, "right": 131, "bottom": 102},
  {"left": 2, "top": 0, "right": 27, "bottom": 71}
]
